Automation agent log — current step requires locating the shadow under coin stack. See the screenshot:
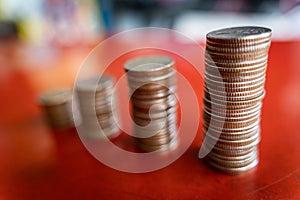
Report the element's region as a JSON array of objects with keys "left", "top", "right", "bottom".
[
  {"left": 124, "top": 56, "right": 178, "bottom": 152},
  {"left": 39, "top": 89, "right": 75, "bottom": 129},
  {"left": 76, "top": 76, "right": 120, "bottom": 139},
  {"left": 202, "top": 26, "right": 272, "bottom": 174}
]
